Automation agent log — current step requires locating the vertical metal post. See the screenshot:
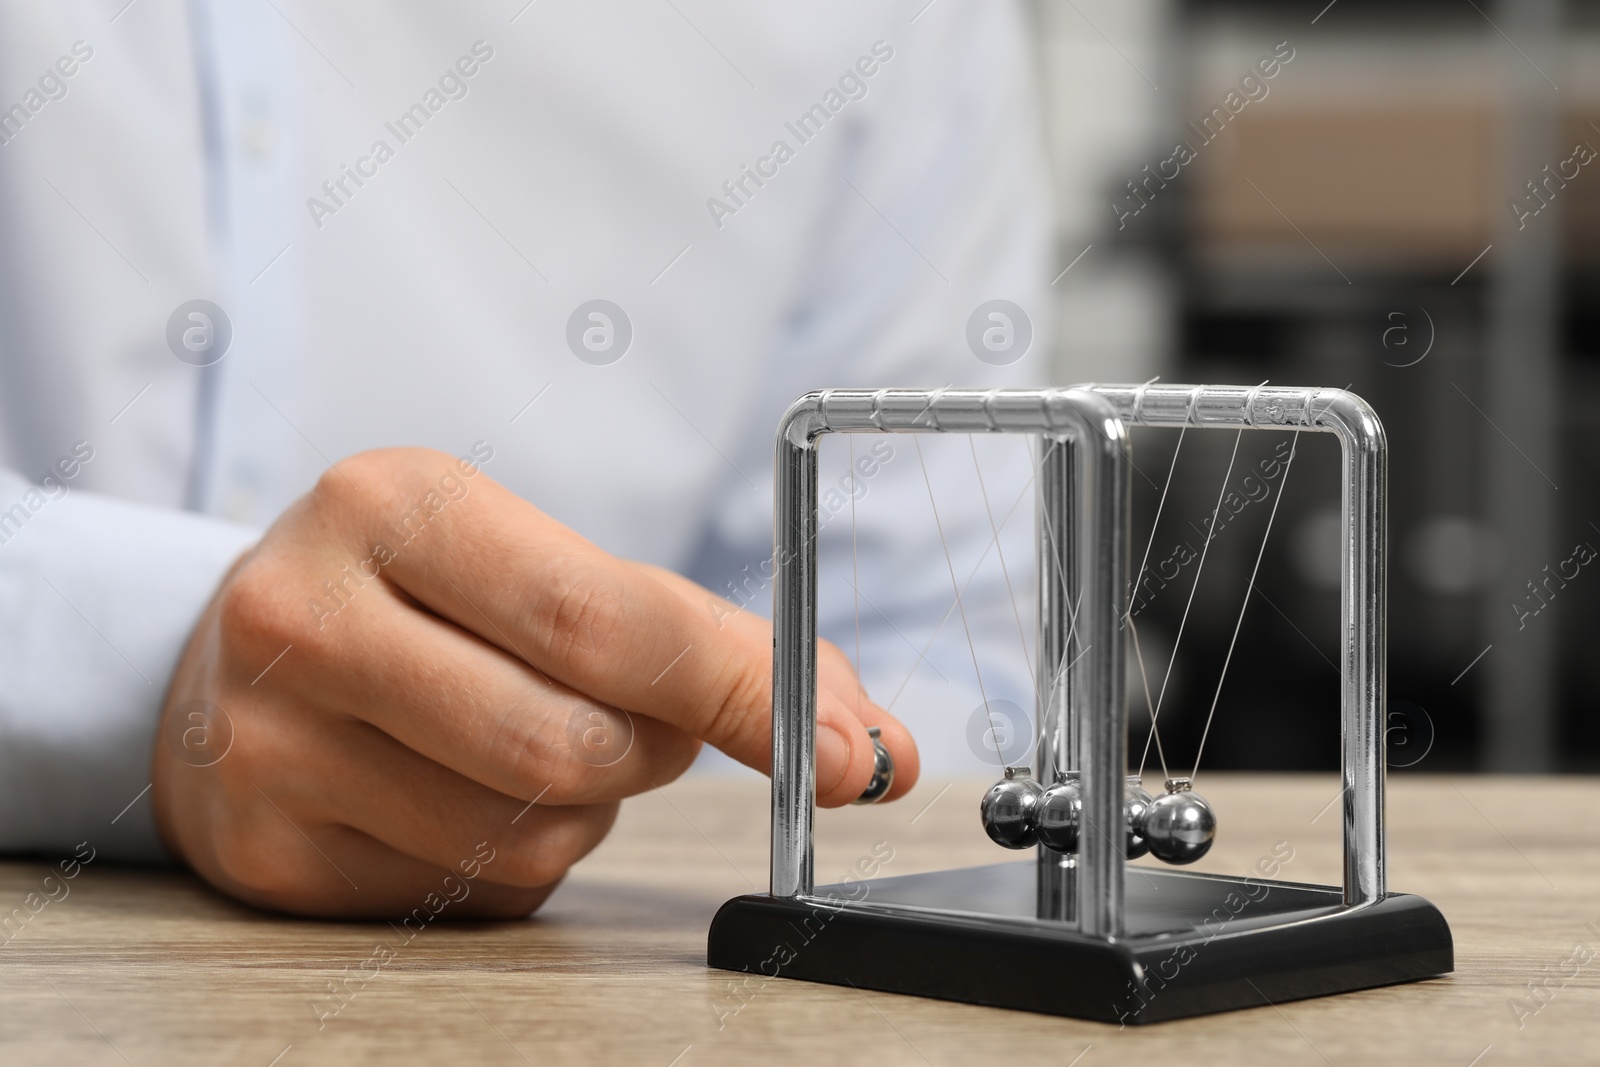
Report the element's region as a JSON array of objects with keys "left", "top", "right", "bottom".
[
  {"left": 1033, "top": 391, "right": 1129, "bottom": 938},
  {"left": 1068, "top": 397, "right": 1130, "bottom": 938},
  {"left": 1035, "top": 435, "right": 1077, "bottom": 921},
  {"left": 771, "top": 400, "right": 822, "bottom": 899},
  {"left": 1327, "top": 397, "right": 1389, "bottom": 906}
]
